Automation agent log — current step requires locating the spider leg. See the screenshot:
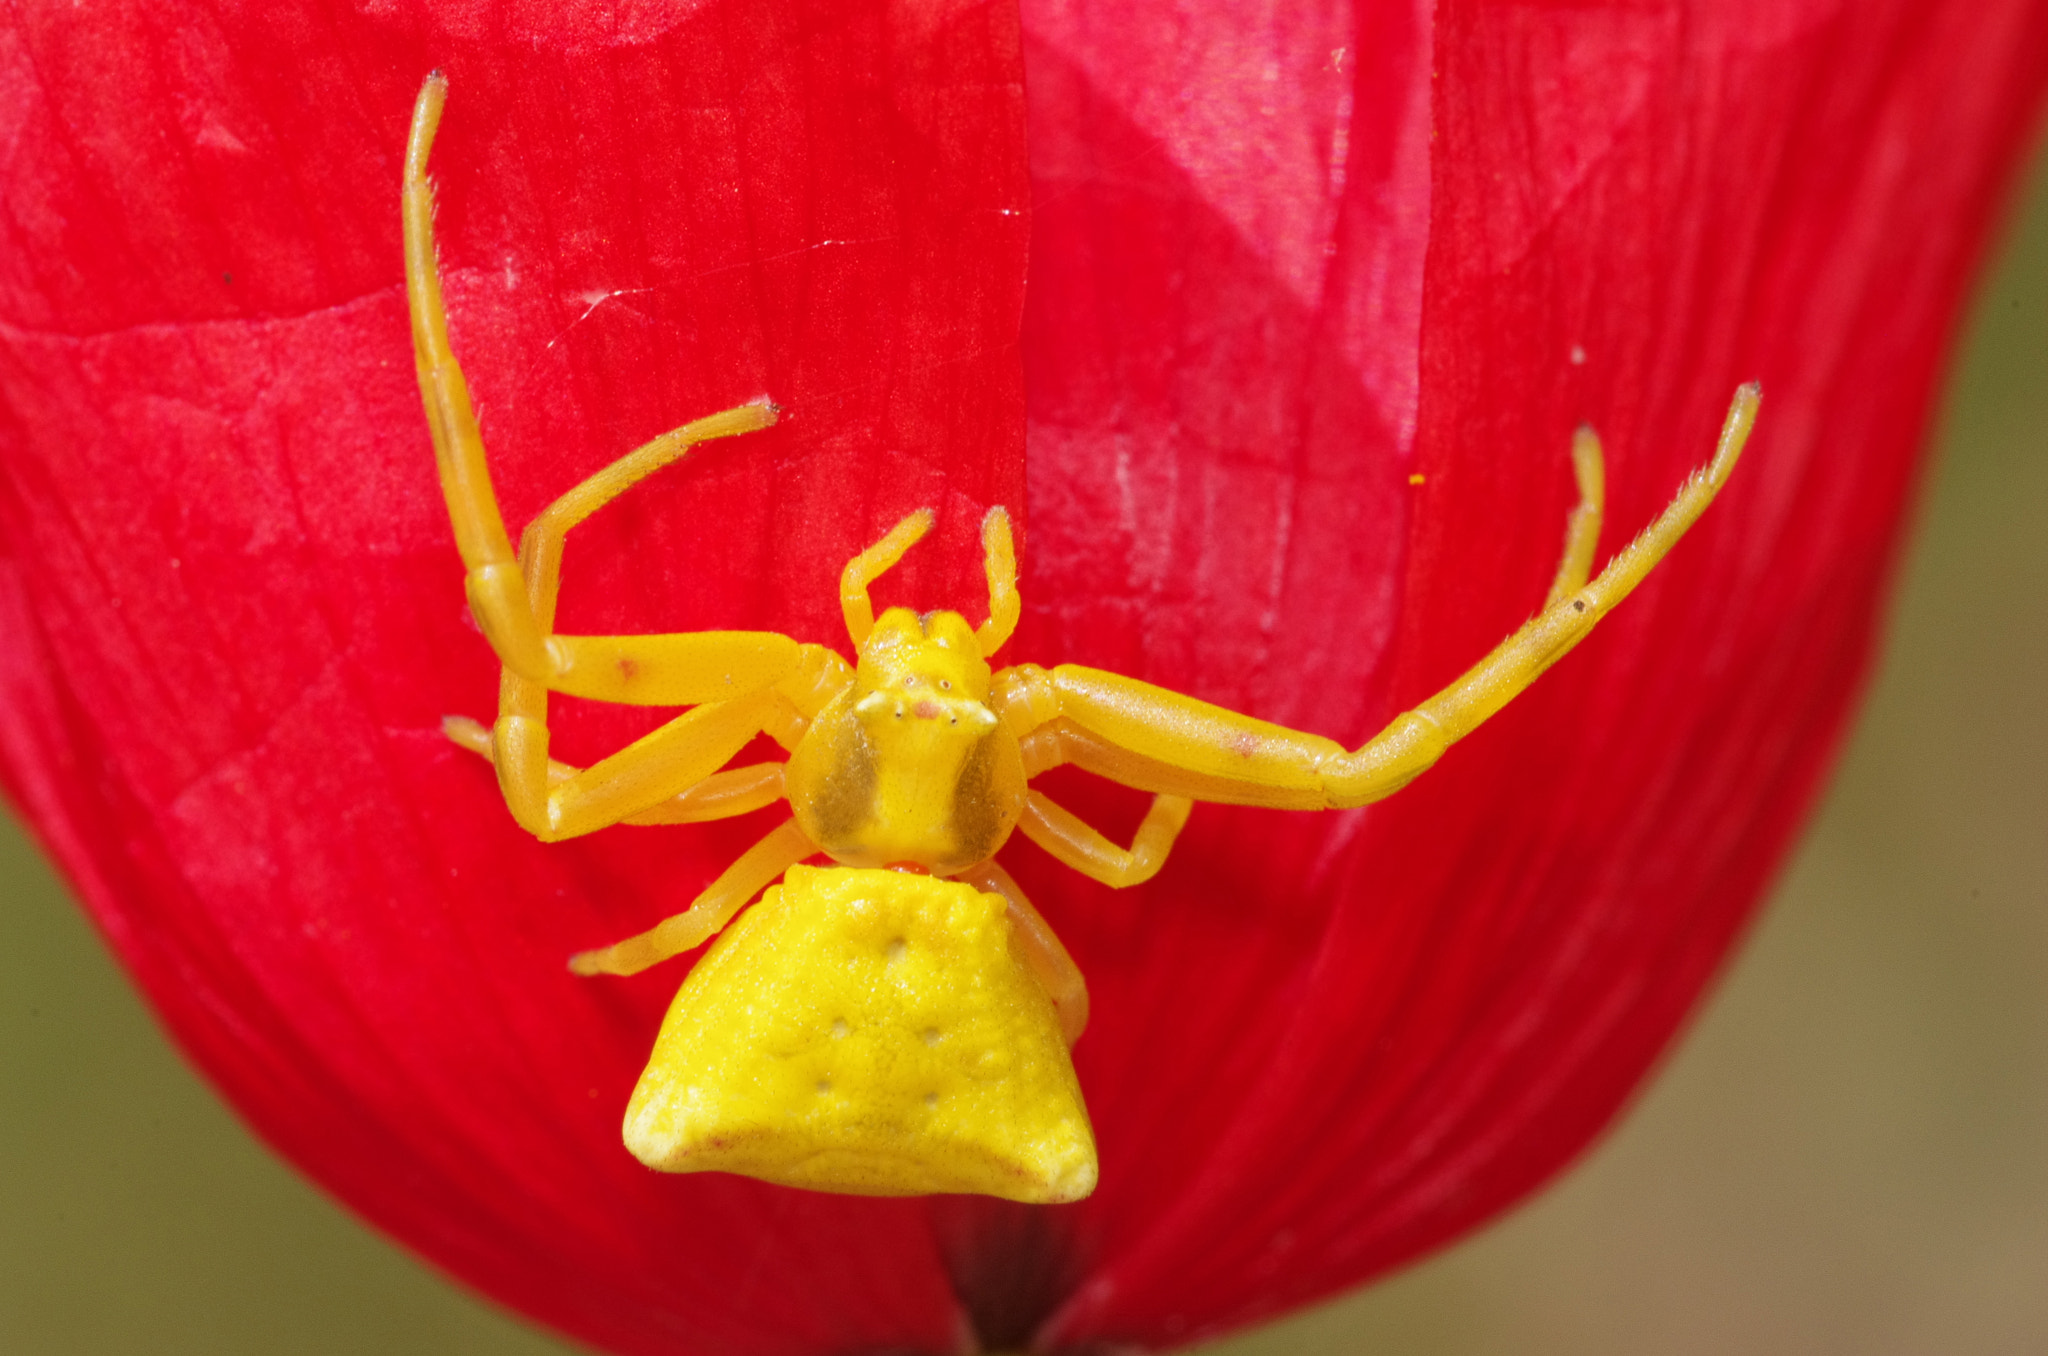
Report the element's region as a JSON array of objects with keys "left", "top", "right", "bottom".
[
  {"left": 410, "top": 74, "right": 820, "bottom": 843},
  {"left": 482, "top": 412, "right": 802, "bottom": 834},
  {"left": 511, "top": 407, "right": 798, "bottom": 707},
  {"left": 976, "top": 507, "right": 1020, "bottom": 658},
  {"left": 954, "top": 858, "right": 1089, "bottom": 1045},
  {"left": 494, "top": 691, "right": 781, "bottom": 841},
  {"left": 1012, "top": 785, "right": 1193, "bottom": 888},
  {"left": 1544, "top": 424, "right": 1606, "bottom": 609},
  {"left": 994, "top": 385, "right": 1760, "bottom": 811},
  {"left": 406, "top": 74, "right": 793, "bottom": 709},
  {"left": 840, "top": 509, "right": 934, "bottom": 646},
  {"left": 758, "top": 645, "right": 857, "bottom": 752},
  {"left": 569, "top": 819, "right": 819, "bottom": 975},
  {"left": 841, "top": 504, "right": 1020, "bottom": 654},
  {"left": 442, "top": 716, "right": 785, "bottom": 825}
]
